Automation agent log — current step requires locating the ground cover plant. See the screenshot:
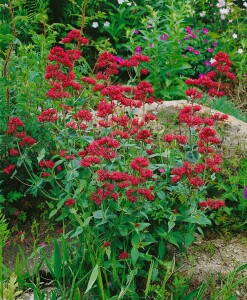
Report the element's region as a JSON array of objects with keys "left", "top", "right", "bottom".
[{"left": 0, "top": 0, "right": 247, "bottom": 299}]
